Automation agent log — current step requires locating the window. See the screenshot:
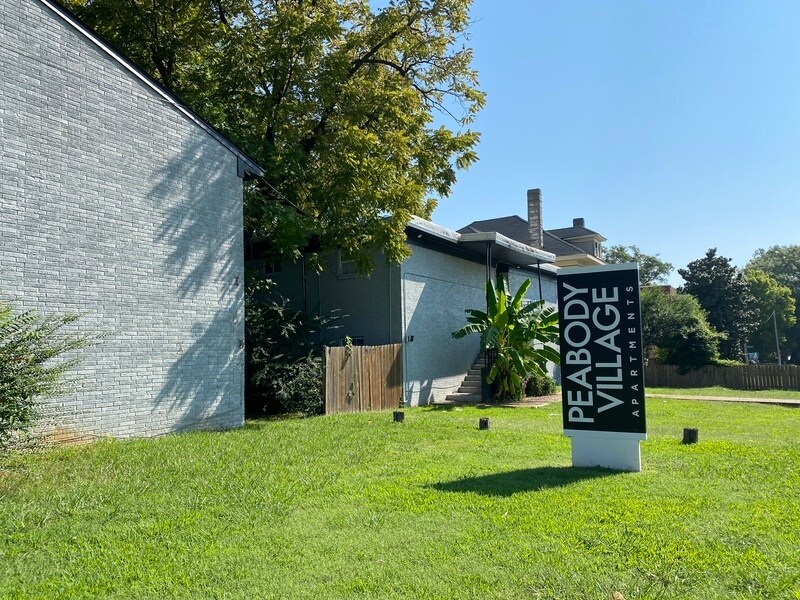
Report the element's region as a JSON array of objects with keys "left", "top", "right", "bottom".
[
  {"left": 338, "top": 251, "right": 358, "bottom": 278},
  {"left": 262, "top": 257, "right": 282, "bottom": 276},
  {"left": 340, "top": 336, "right": 365, "bottom": 346}
]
